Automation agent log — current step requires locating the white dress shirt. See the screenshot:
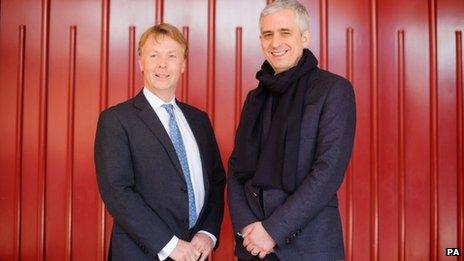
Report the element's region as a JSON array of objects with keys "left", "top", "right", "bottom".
[{"left": 143, "top": 88, "right": 216, "bottom": 260}]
